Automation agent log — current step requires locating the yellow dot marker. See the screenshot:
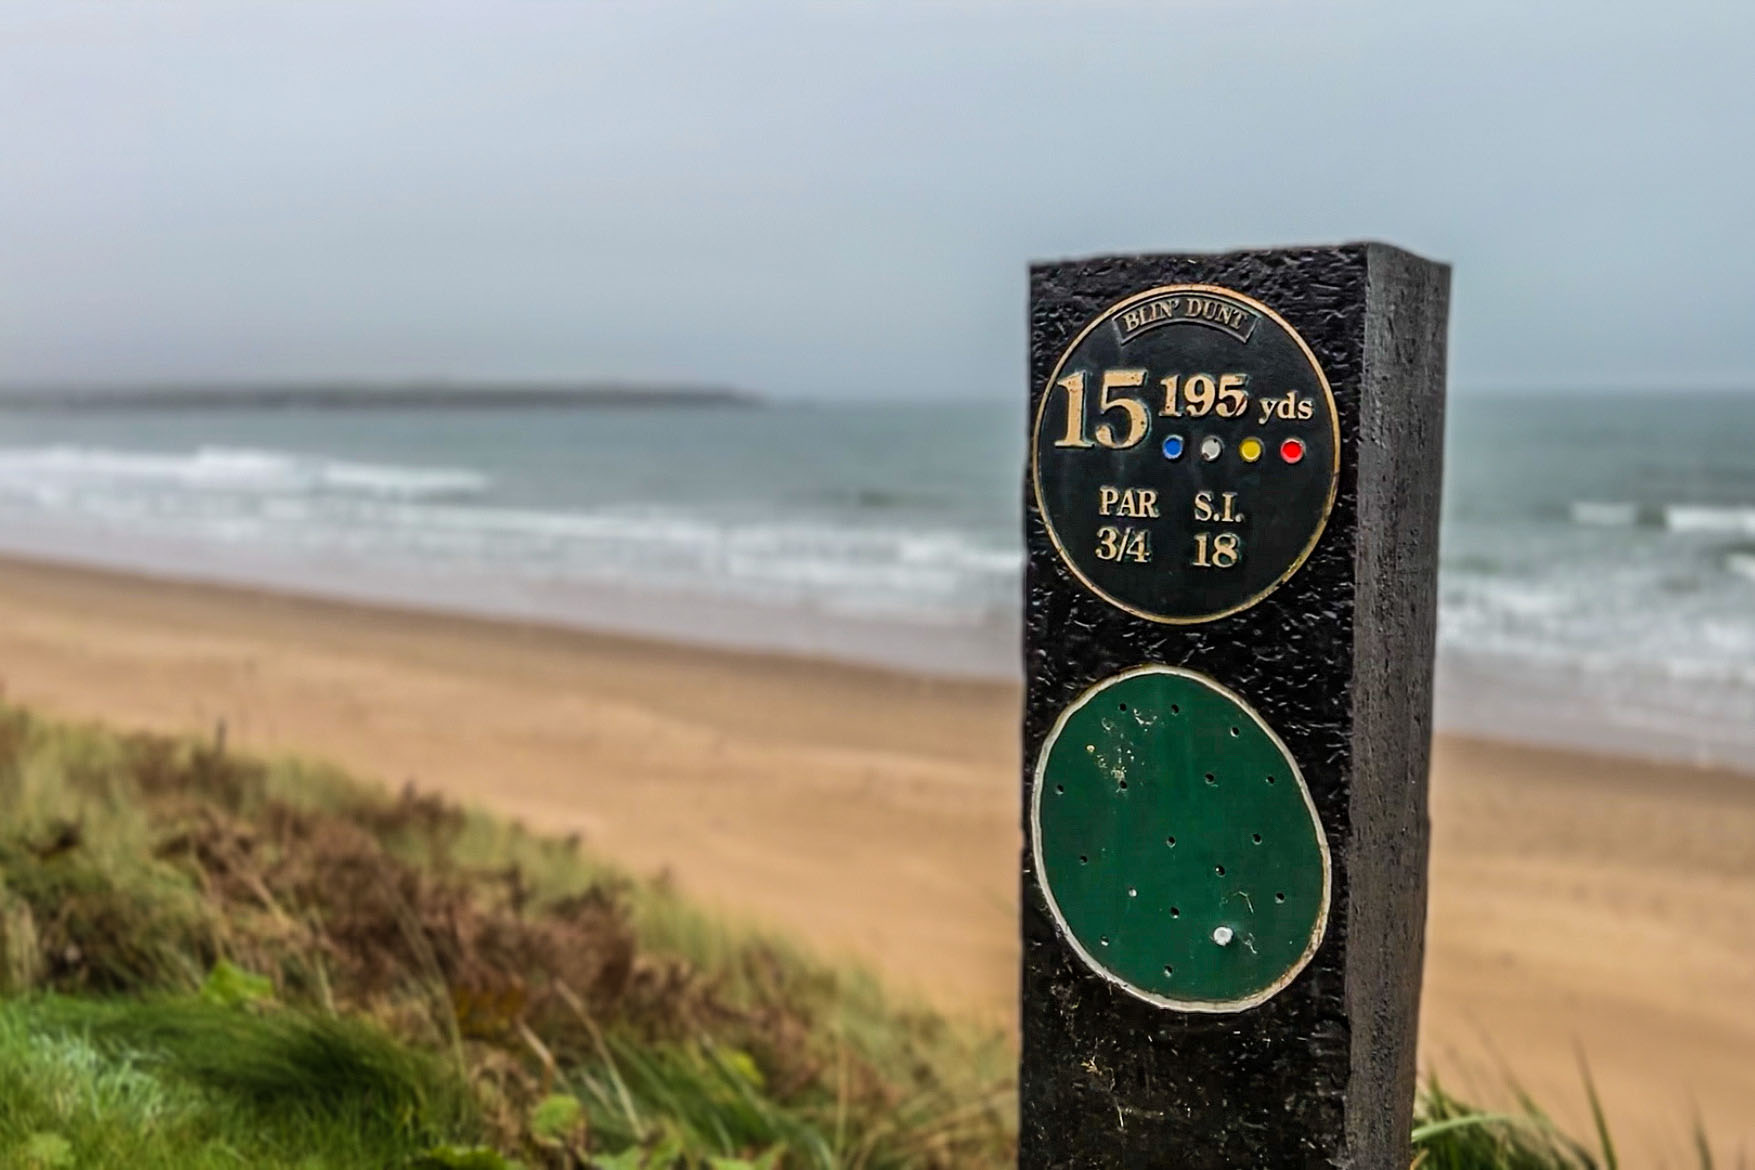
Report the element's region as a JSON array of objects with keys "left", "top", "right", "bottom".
[{"left": 1239, "top": 437, "right": 1264, "bottom": 463}]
